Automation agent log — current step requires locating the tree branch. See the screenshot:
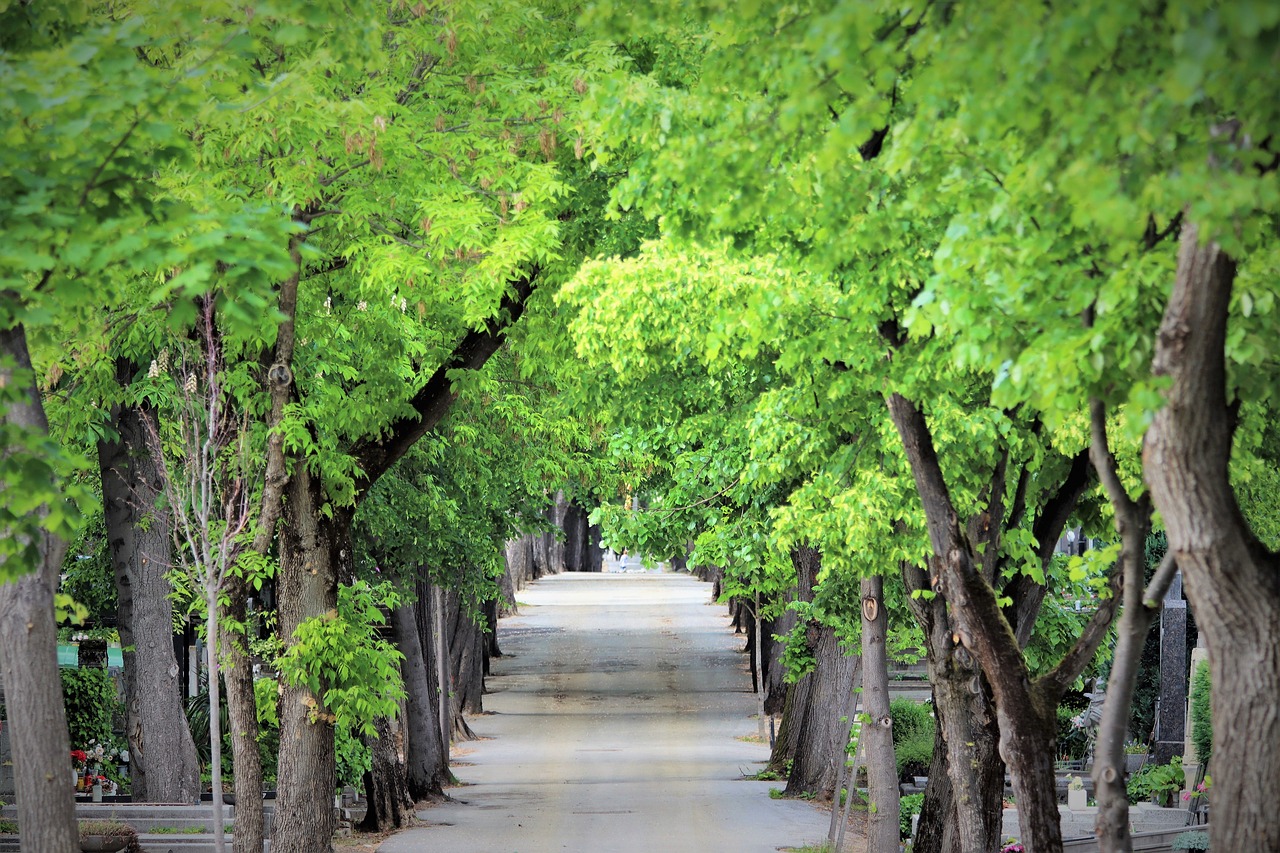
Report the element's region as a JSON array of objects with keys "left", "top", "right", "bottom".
[{"left": 350, "top": 267, "right": 539, "bottom": 494}]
